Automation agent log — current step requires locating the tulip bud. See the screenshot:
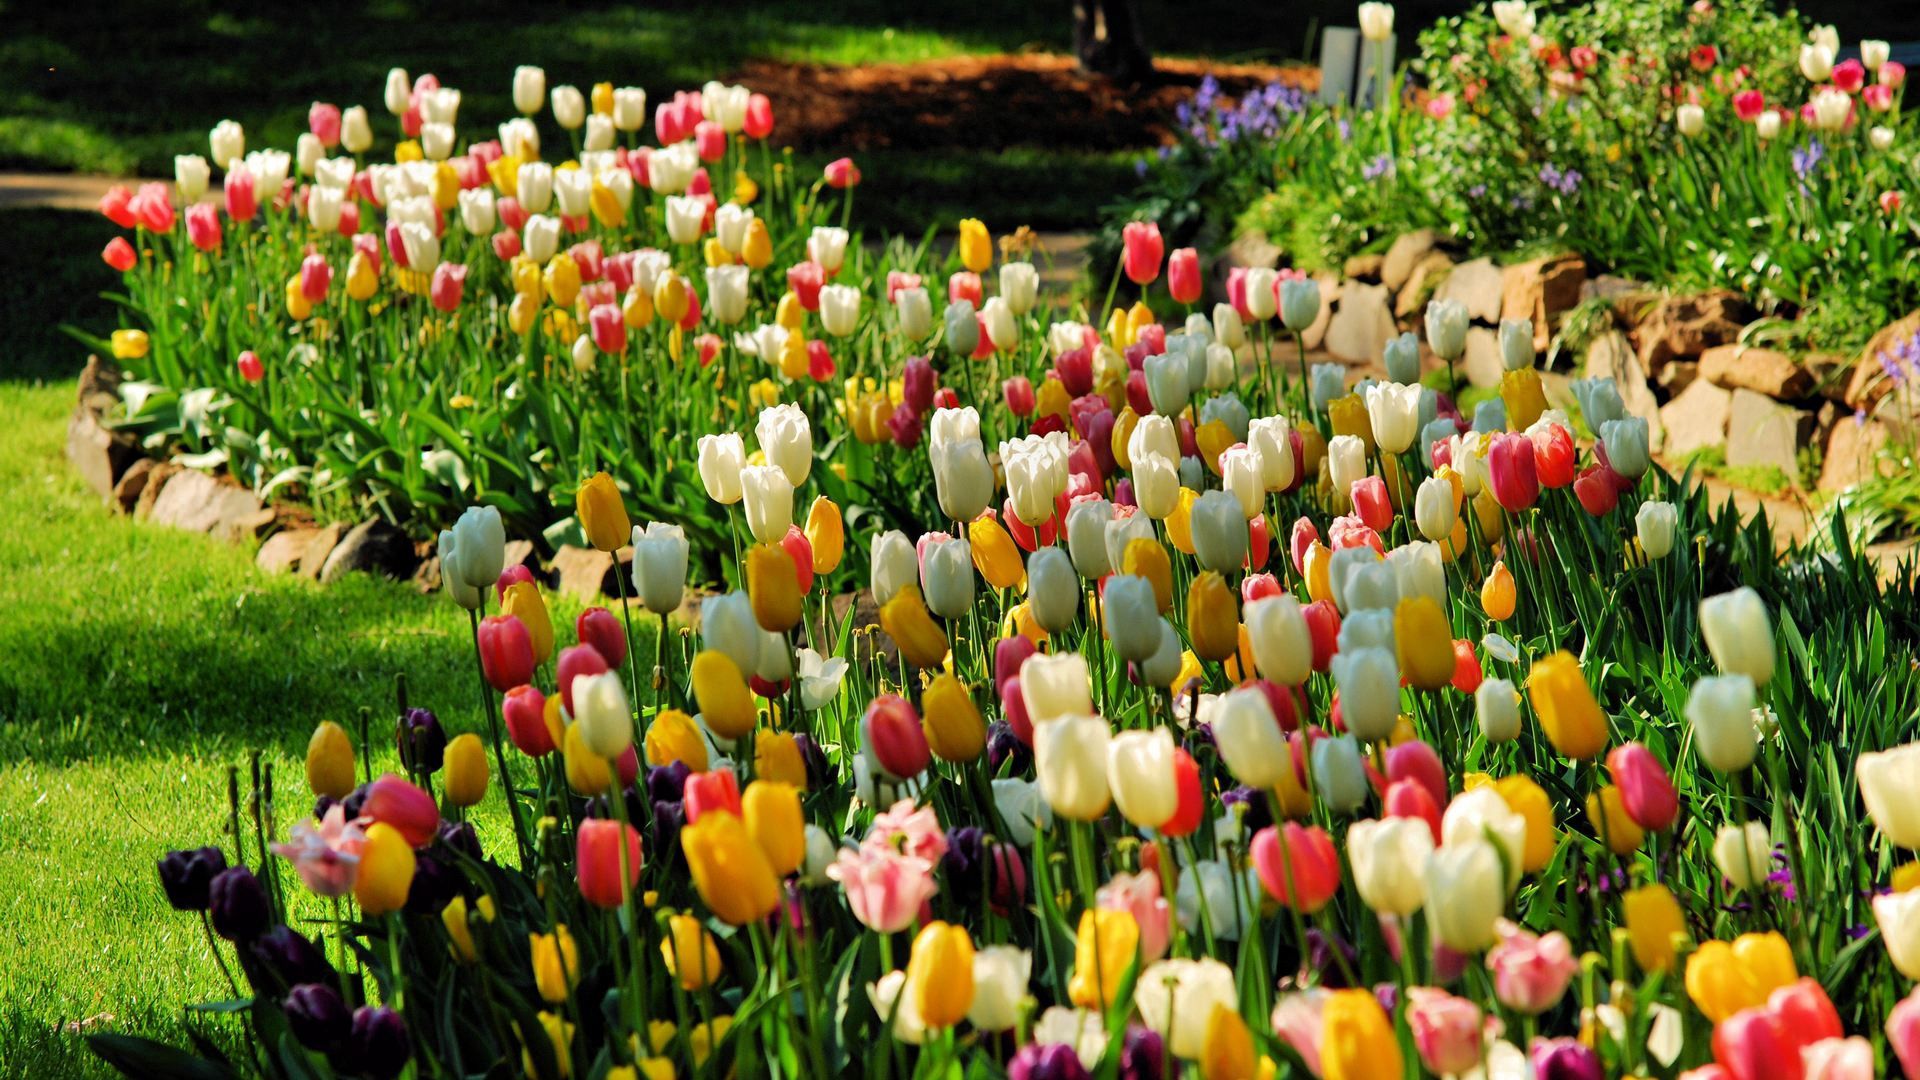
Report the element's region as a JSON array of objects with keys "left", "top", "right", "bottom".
[
  {"left": 1027, "top": 548, "right": 1080, "bottom": 633},
  {"left": 1108, "top": 727, "right": 1179, "bottom": 828},
  {"left": 306, "top": 721, "right": 356, "bottom": 799},
  {"left": 1859, "top": 742, "right": 1920, "bottom": 849},
  {"left": 1425, "top": 840, "right": 1505, "bottom": 952},
  {"left": 354, "top": 822, "right": 416, "bottom": 917},
  {"left": 880, "top": 587, "right": 950, "bottom": 669},
  {"left": 1332, "top": 646, "right": 1400, "bottom": 741},
  {"left": 691, "top": 649, "right": 756, "bottom": 740},
  {"left": 1526, "top": 652, "right": 1607, "bottom": 760},
  {"left": 1700, "top": 587, "right": 1774, "bottom": 687},
  {"left": 661, "top": 913, "right": 724, "bottom": 990},
  {"left": 1476, "top": 678, "right": 1522, "bottom": 743},
  {"left": 1279, "top": 276, "right": 1320, "bottom": 330},
  {"left": 1035, "top": 713, "right": 1112, "bottom": 821},
  {"left": 1713, "top": 821, "right": 1774, "bottom": 891},
  {"left": 442, "top": 732, "right": 489, "bottom": 808}
]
